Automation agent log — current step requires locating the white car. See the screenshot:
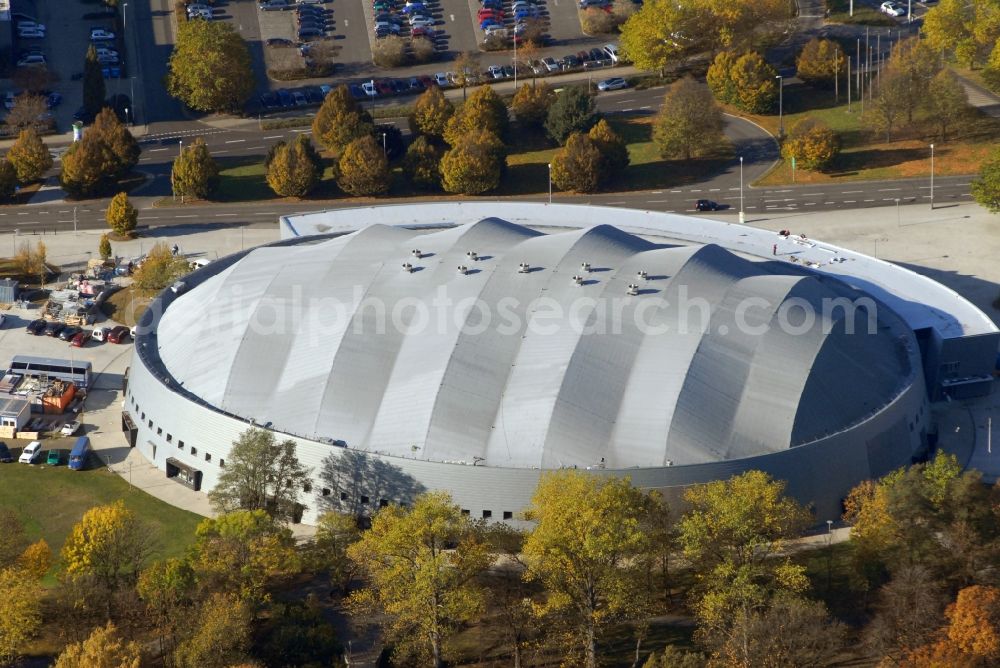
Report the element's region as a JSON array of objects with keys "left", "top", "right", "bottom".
[
  {"left": 96, "top": 53, "right": 119, "bottom": 64},
  {"left": 90, "top": 28, "right": 116, "bottom": 41},
  {"left": 188, "top": 7, "right": 213, "bottom": 18},
  {"left": 19, "top": 441, "right": 42, "bottom": 464},
  {"left": 16, "top": 20, "right": 45, "bottom": 31},
  {"left": 434, "top": 72, "right": 449, "bottom": 86},
  {"left": 603, "top": 43, "right": 620, "bottom": 63},
  {"left": 60, "top": 421, "right": 81, "bottom": 436},
  {"left": 597, "top": 76, "right": 628, "bottom": 91},
  {"left": 16, "top": 53, "right": 46, "bottom": 66},
  {"left": 361, "top": 81, "right": 377, "bottom": 97},
  {"left": 95, "top": 47, "right": 119, "bottom": 58},
  {"left": 17, "top": 29, "right": 46, "bottom": 39},
  {"left": 880, "top": 1, "right": 904, "bottom": 15},
  {"left": 409, "top": 15, "right": 435, "bottom": 27}
]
